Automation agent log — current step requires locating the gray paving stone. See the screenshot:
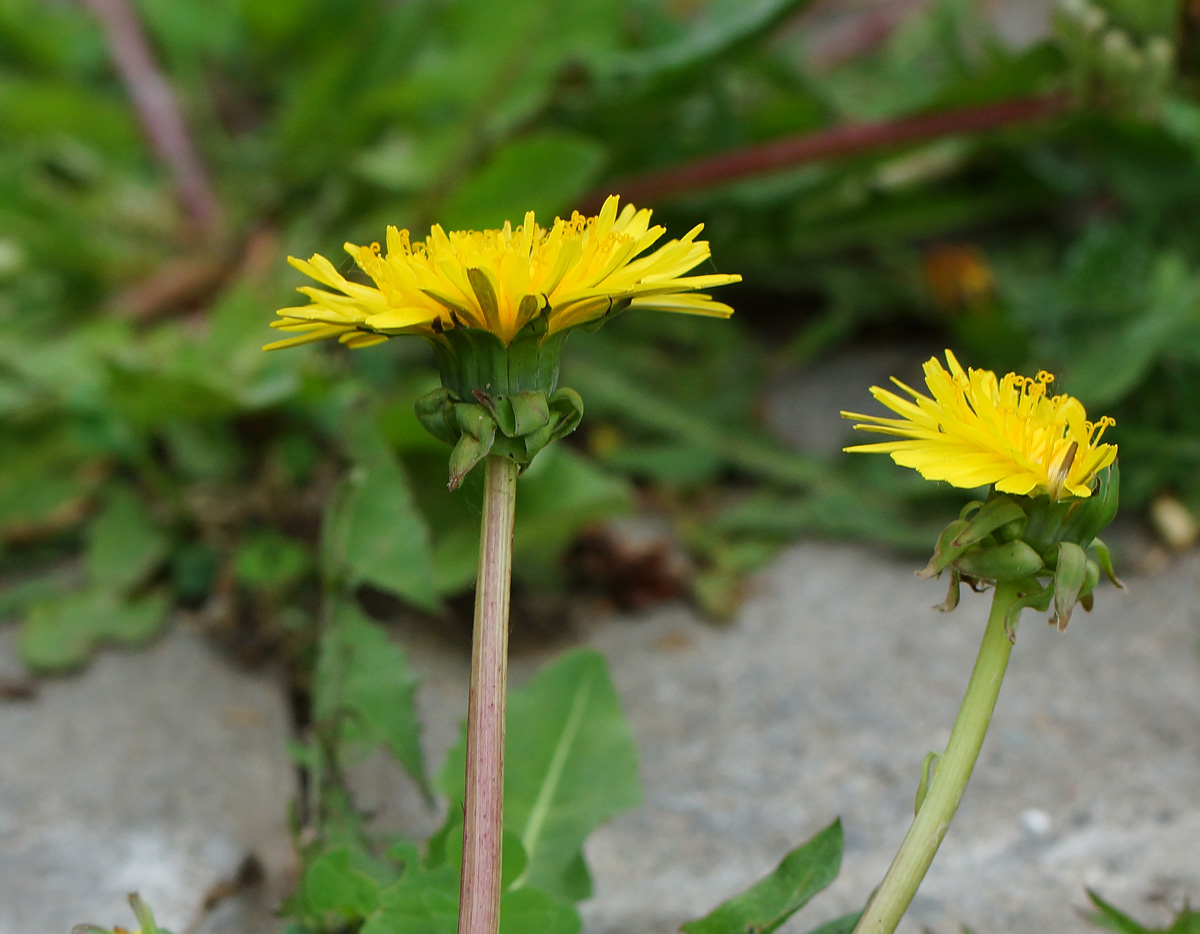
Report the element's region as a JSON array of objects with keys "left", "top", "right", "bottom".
[{"left": 0, "top": 626, "right": 295, "bottom": 934}]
